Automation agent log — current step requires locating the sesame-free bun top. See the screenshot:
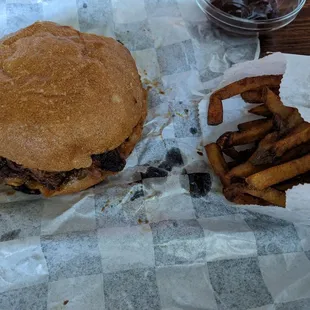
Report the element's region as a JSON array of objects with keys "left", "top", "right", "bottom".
[{"left": 0, "top": 22, "right": 146, "bottom": 171}]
